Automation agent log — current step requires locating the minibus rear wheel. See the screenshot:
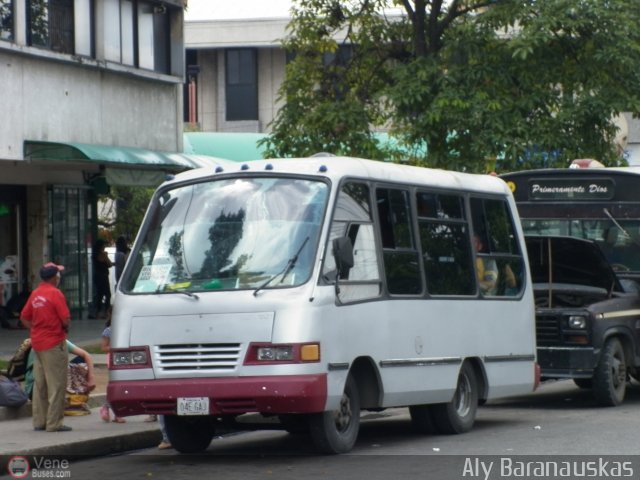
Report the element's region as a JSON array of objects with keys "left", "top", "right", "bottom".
[
  {"left": 164, "top": 415, "right": 215, "bottom": 453},
  {"left": 431, "top": 362, "right": 478, "bottom": 434},
  {"left": 309, "top": 374, "right": 360, "bottom": 454}
]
